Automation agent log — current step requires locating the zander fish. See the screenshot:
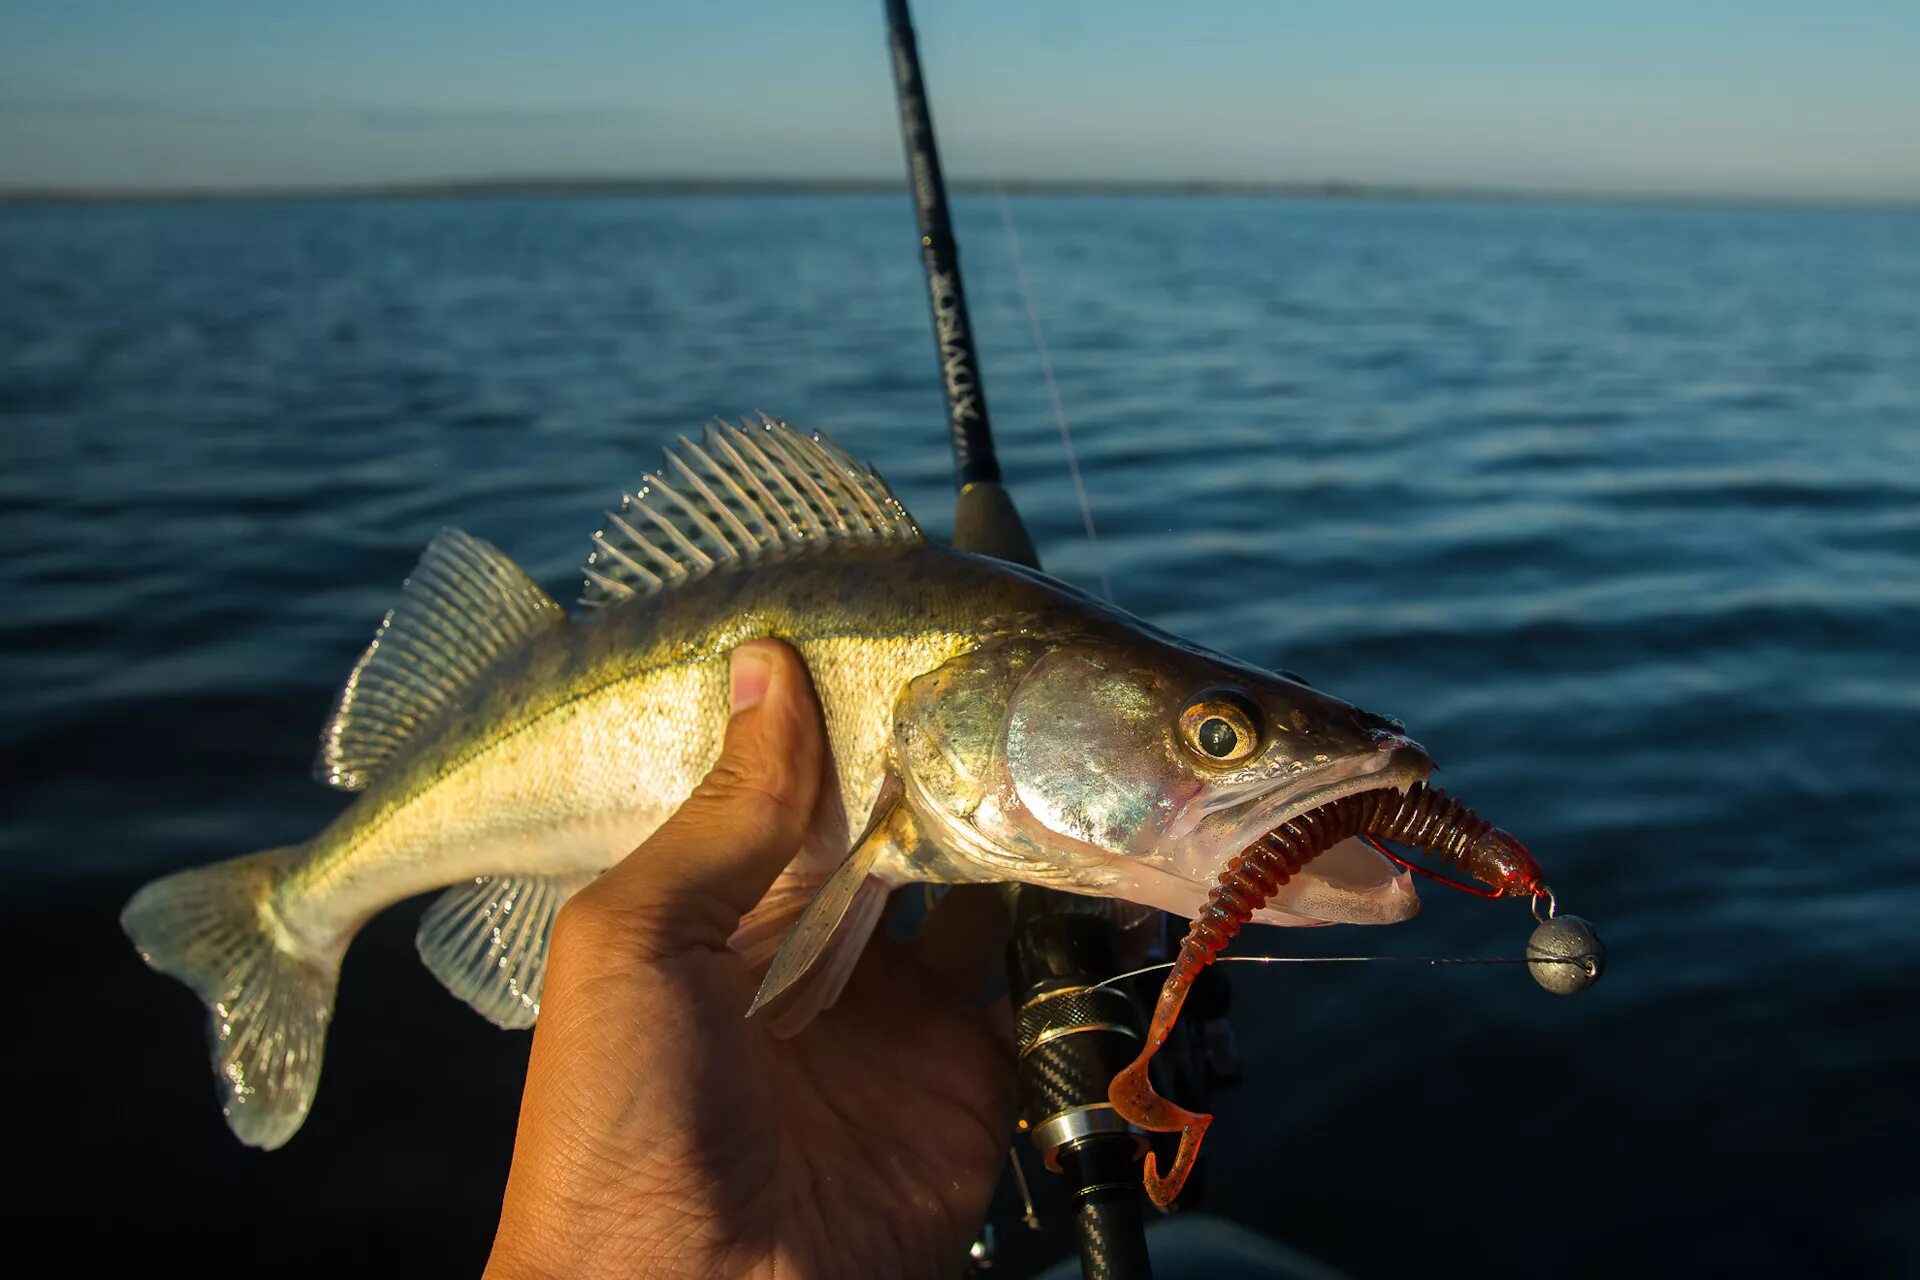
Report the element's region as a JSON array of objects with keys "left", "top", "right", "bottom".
[{"left": 124, "top": 418, "right": 1432, "bottom": 1148}]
